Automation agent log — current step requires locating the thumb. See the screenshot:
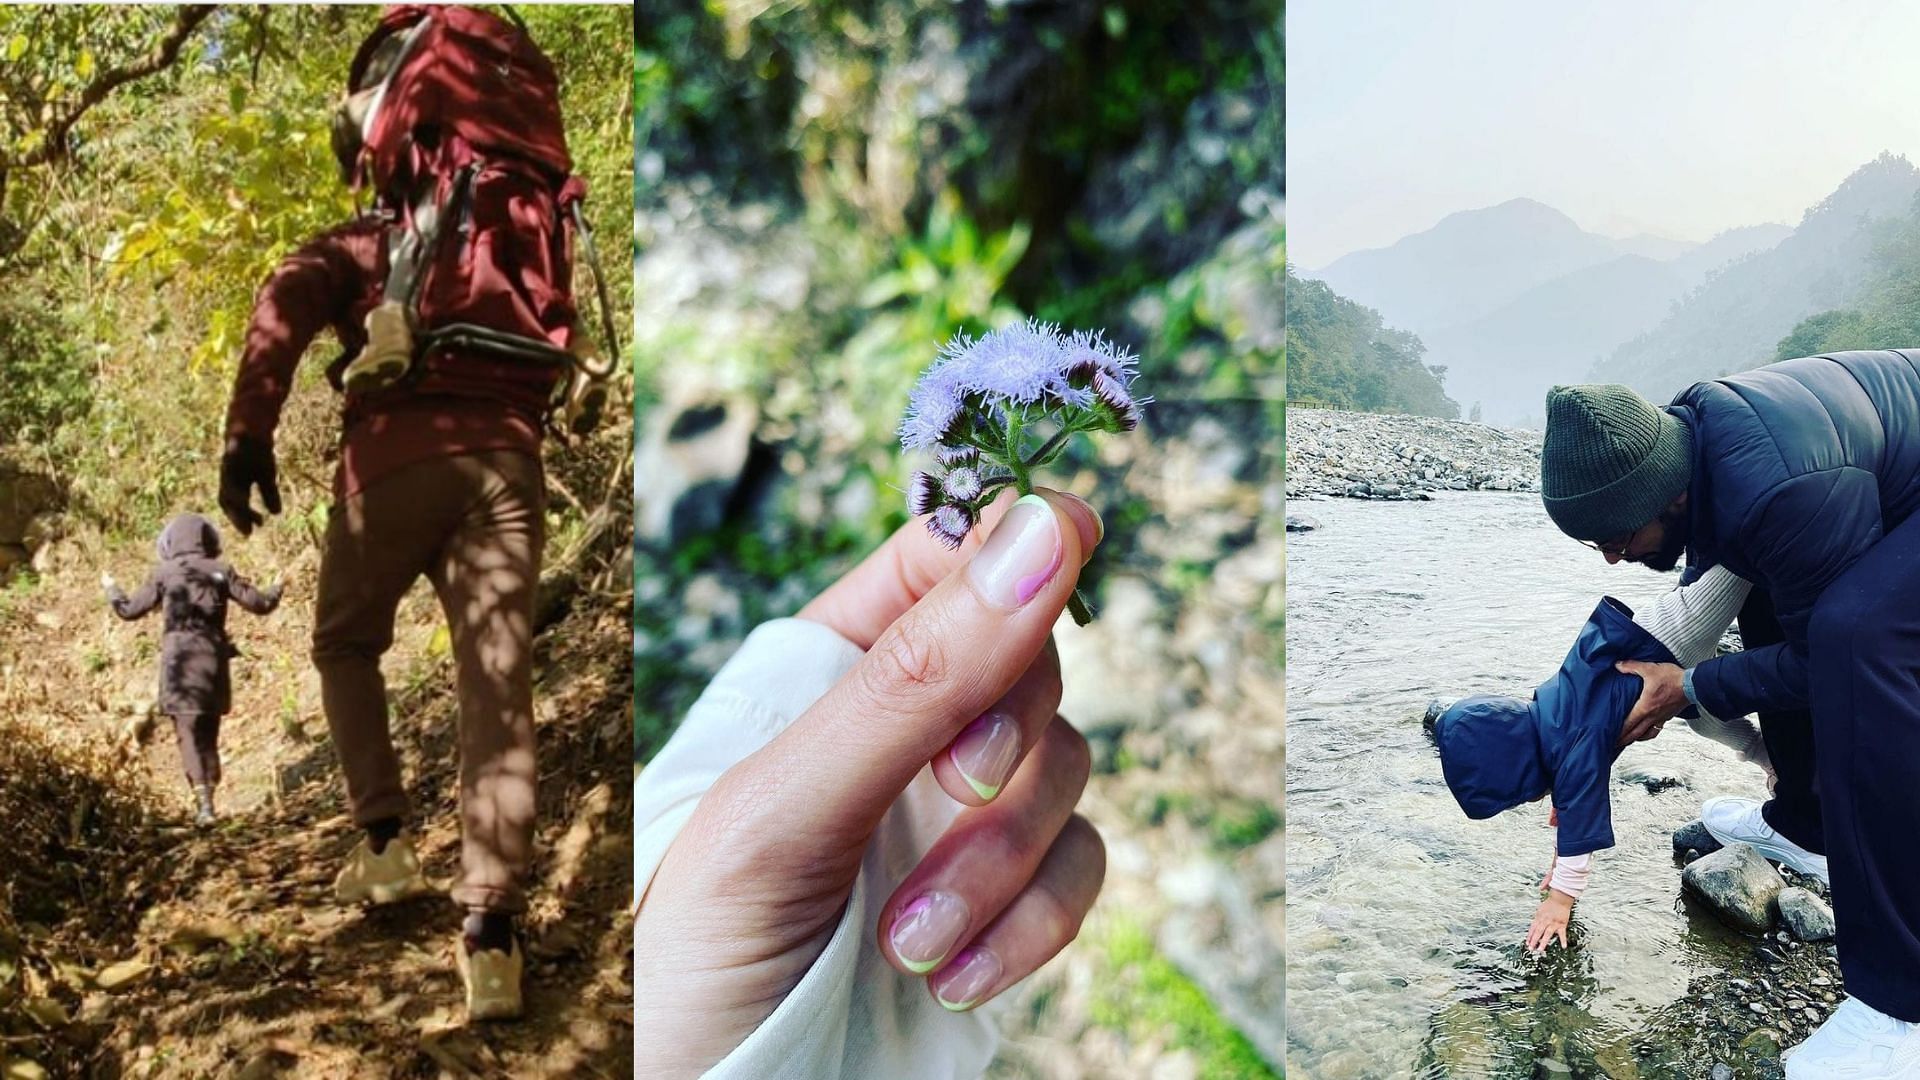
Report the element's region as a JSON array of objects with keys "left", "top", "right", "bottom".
[{"left": 754, "top": 492, "right": 1087, "bottom": 845}]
